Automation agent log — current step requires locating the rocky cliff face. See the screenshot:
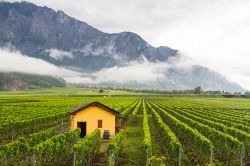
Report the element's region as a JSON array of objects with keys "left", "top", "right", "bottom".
[{"left": 0, "top": 1, "right": 177, "bottom": 71}]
